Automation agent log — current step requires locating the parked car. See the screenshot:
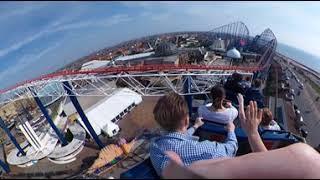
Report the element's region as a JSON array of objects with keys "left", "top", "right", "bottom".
[
  {"left": 299, "top": 127, "right": 308, "bottom": 139},
  {"left": 284, "top": 76, "right": 290, "bottom": 81},
  {"left": 299, "top": 83, "right": 304, "bottom": 89},
  {"left": 289, "top": 88, "right": 295, "bottom": 95},
  {"left": 280, "top": 82, "right": 290, "bottom": 91},
  {"left": 285, "top": 93, "right": 294, "bottom": 101},
  {"left": 294, "top": 110, "right": 305, "bottom": 129}
]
